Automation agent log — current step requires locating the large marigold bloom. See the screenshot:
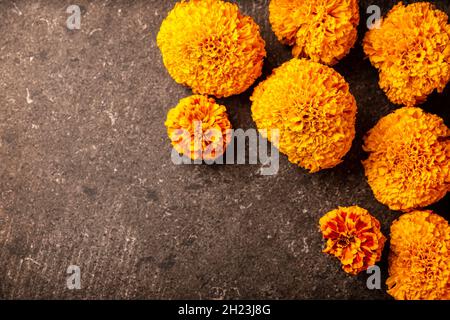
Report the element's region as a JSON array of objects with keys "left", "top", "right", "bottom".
[
  {"left": 157, "top": 0, "right": 266, "bottom": 98},
  {"left": 387, "top": 211, "right": 450, "bottom": 300},
  {"left": 165, "top": 95, "right": 232, "bottom": 161},
  {"left": 319, "top": 206, "right": 386, "bottom": 275},
  {"left": 269, "top": 0, "right": 359, "bottom": 65},
  {"left": 363, "top": 2, "right": 450, "bottom": 106},
  {"left": 363, "top": 107, "right": 449, "bottom": 211},
  {"left": 251, "top": 58, "right": 357, "bottom": 172}
]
